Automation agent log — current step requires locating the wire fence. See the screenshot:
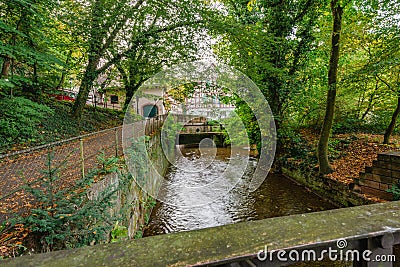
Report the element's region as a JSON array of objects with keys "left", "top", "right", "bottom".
[{"left": 0, "top": 115, "right": 168, "bottom": 222}]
